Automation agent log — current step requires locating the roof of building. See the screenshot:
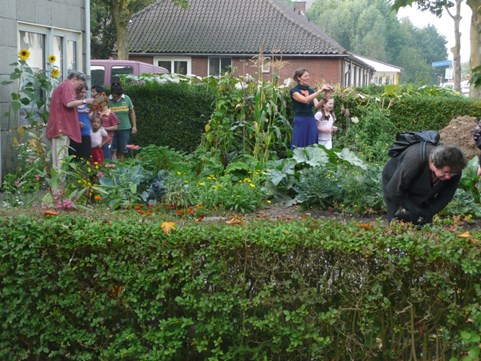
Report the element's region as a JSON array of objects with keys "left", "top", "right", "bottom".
[
  {"left": 353, "top": 54, "right": 403, "bottom": 73},
  {"left": 128, "top": 0, "right": 348, "bottom": 57}
]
